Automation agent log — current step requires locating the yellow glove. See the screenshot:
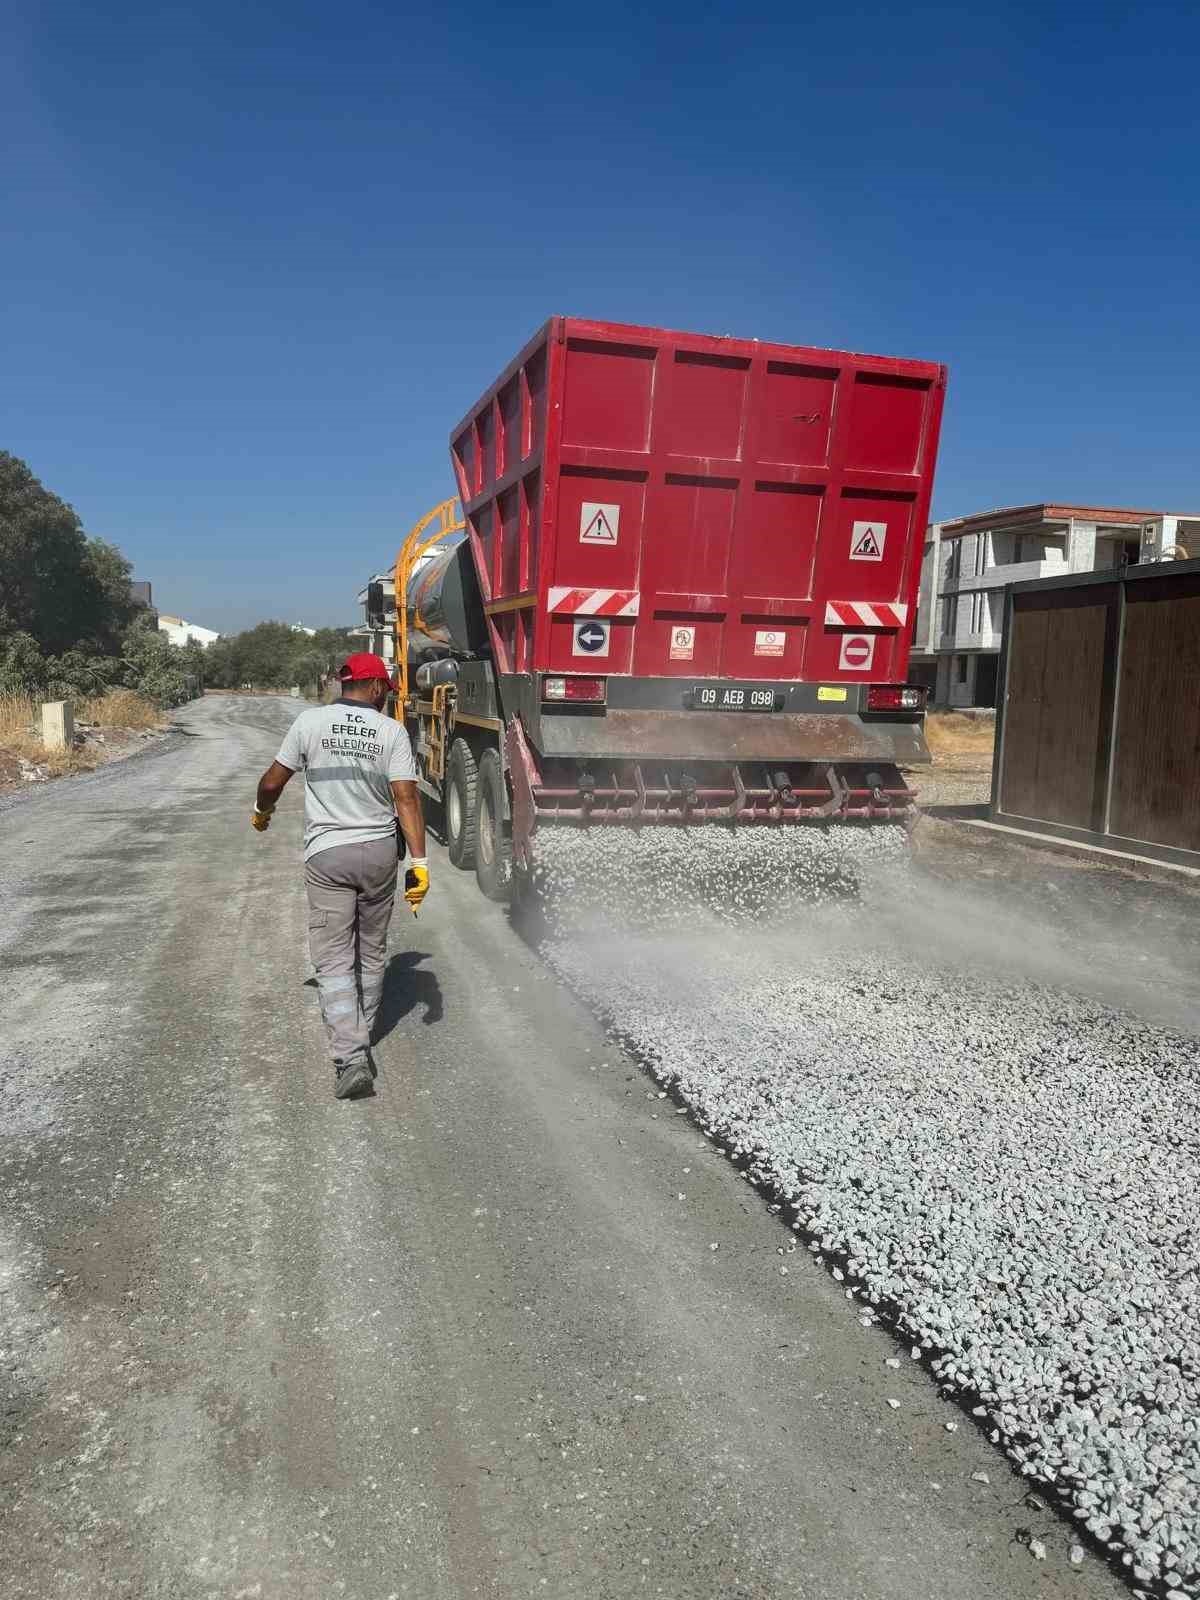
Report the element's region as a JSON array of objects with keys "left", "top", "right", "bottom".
[
  {"left": 251, "top": 805, "right": 274, "bottom": 832},
  {"left": 404, "top": 860, "right": 429, "bottom": 913}
]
